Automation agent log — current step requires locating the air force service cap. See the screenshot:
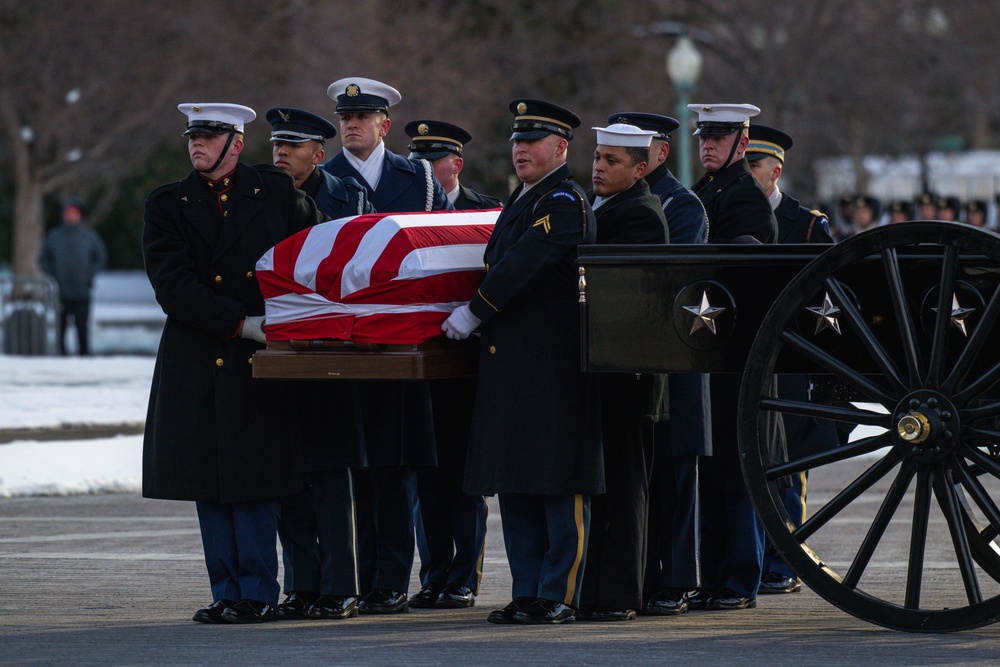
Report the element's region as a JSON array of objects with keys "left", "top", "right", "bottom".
[
  {"left": 405, "top": 120, "right": 472, "bottom": 160},
  {"left": 746, "top": 125, "right": 794, "bottom": 163},
  {"left": 179, "top": 103, "right": 256, "bottom": 136},
  {"left": 327, "top": 77, "right": 401, "bottom": 115},
  {"left": 606, "top": 112, "right": 680, "bottom": 141},
  {"left": 266, "top": 108, "right": 337, "bottom": 144},
  {"left": 509, "top": 99, "right": 580, "bottom": 141},
  {"left": 688, "top": 103, "right": 760, "bottom": 136},
  {"left": 593, "top": 123, "right": 657, "bottom": 147}
]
